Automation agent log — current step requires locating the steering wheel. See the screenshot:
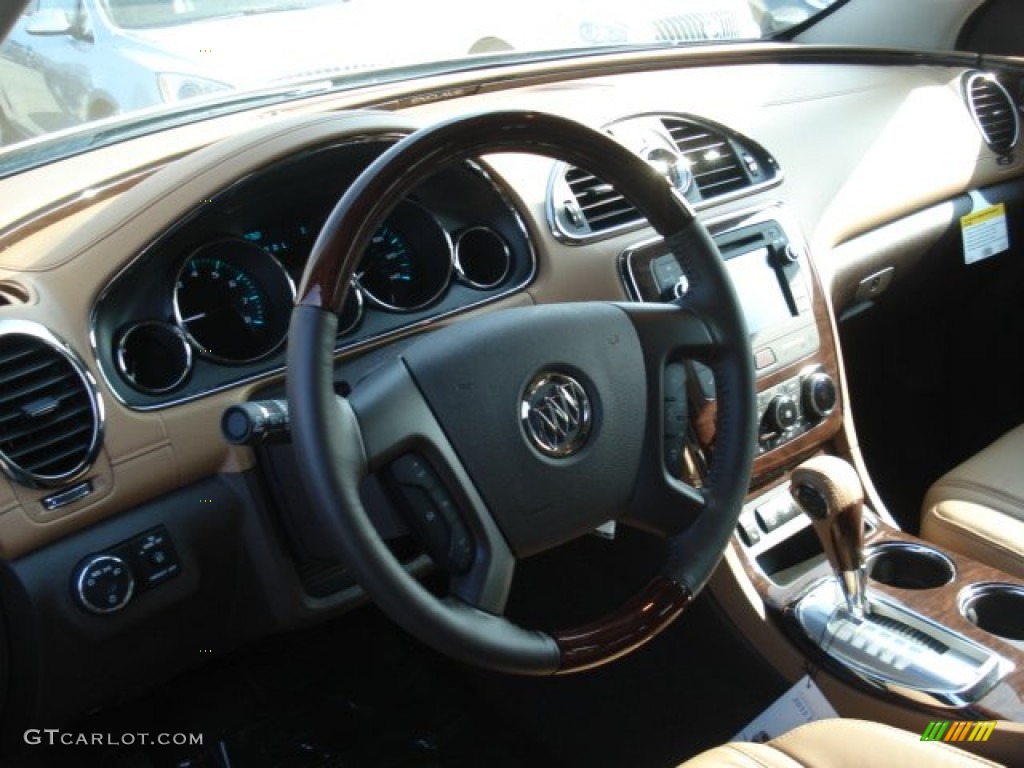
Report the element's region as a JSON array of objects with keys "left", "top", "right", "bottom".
[{"left": 287, "top": 110, "right": 756, "bottom": 675}]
